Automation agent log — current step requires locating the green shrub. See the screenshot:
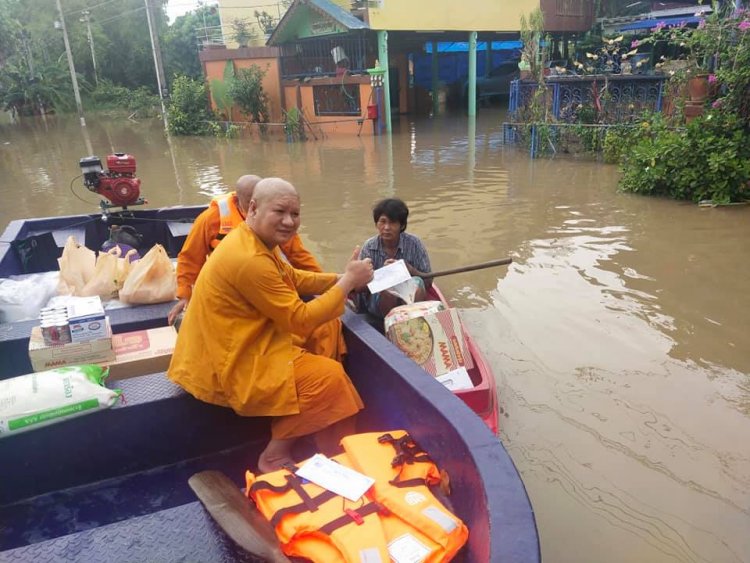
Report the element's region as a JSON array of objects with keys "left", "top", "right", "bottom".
[
  {"left": 229, "top": 65, "right": 270, "bottom": 132},
  {"left": 619, "top": 112, "right": 750, "bottom": 203},
  {"left": 87, "top": 79, "right": 160, "bottom": 115},
  {"left": 167, "top": 75, "right": 217, "bottom": 136}
]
